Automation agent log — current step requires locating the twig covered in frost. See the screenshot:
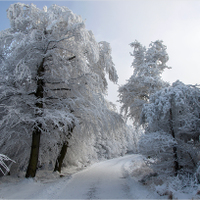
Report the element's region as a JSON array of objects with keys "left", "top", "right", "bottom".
[{"left": 0, "top": 154, "right": 15, "bottom": 175}]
